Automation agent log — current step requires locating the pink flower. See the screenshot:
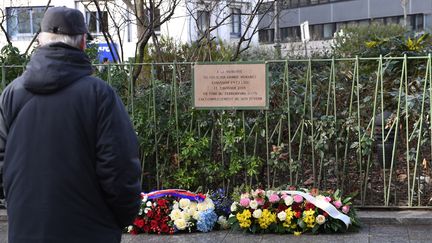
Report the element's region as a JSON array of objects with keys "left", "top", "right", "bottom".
[
  {"left": 256, "top": 198, "right": 265, "bottom": 205},
  {"left": 269, "top": 194, "right": 280, "bottom": 203},
  {"left": 333, "top": 200, "right": 342, "bottom": 208},
  {"left": 342, "top": 205, "right": 350, "bottom": 214},
  {"left": 280, "top": 193, "right": 288, "bottom": 199},
  {"left": 325, "top": 196, "right": 332, "bottom": 202},
  {"left": 240, "top": 198, "right": 251, "bottom": 207},
  {"left": 293, "top": 195, "right": 303, "bottom": 203}
]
